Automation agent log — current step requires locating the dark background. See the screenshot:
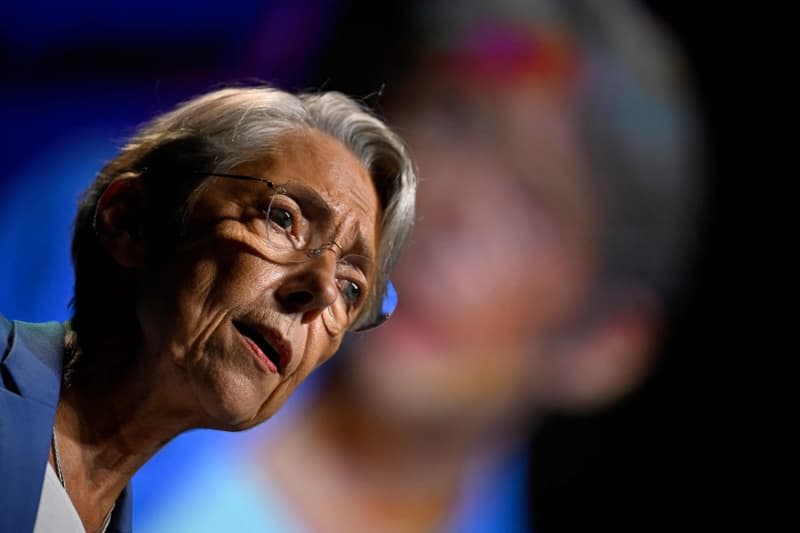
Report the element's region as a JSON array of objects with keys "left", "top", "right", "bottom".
[{"left": 529, "top": 3, "right": 736, "bottom": 530}]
